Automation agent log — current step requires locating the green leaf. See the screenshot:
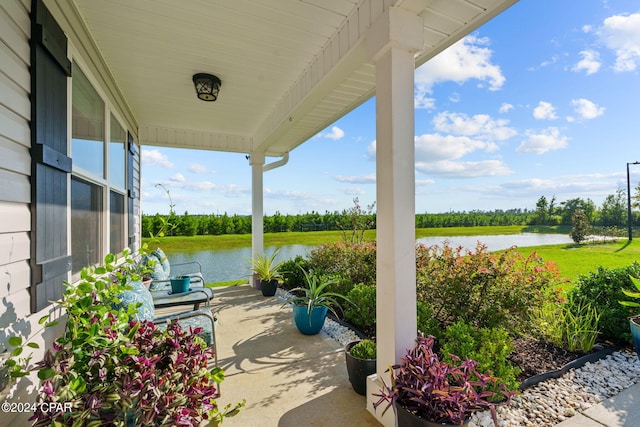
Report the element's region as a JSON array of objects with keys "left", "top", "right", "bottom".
[
  {"left": 37, "top": 368, "right": 55, "bottom": 380},
  {"left": 38, "top": 315, "right": 50, "bottom": 325},
  {"left": 7, "top": 336, "right": 22, "bottom": 347},
  {"left": 11, "top": 347, "right": 23, "bottom": 357},
  {"left": 26, "top": 342, "right": 40, "bottom": 349}
]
